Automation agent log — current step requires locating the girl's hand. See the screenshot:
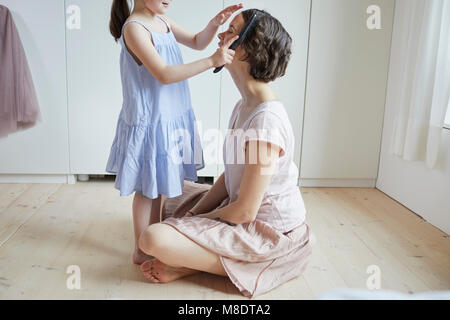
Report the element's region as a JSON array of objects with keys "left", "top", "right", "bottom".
[
  {"left": 211, "top": 3, "right": 244, "bottom": 27},
  {"left": 210, "top": 35, "right": 239, "bottom": 67}
]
